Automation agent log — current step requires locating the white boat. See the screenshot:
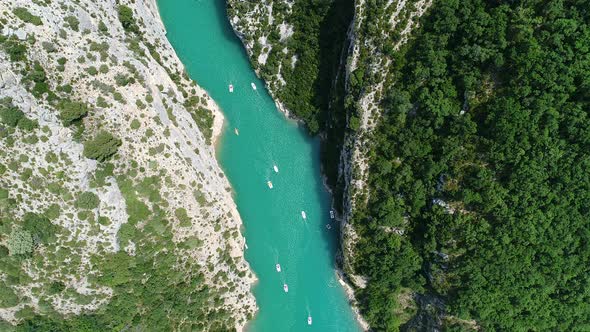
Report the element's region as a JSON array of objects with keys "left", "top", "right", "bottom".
[
  {"left": 244, "top": 242, "right": 248, "bottom": 249},
  {"left": 326, "top": 224, "right": 332, "bottom": 230},
  {"left": 229, "top": 84, "right": 234, "bottom": 92},
  {"left": 308, "top": 316, "right": 312, "bottom": 325},
  {"left": 301, "top": 211, "right": 307, "bottom": 219},
  {"left": 251, "top": 82, "right": 257, "bottom": 90},
  {"left": 330, "top": 210, "right": 335, "bottom": 219},
  {"left": 234, "top": 128, "right": 239, "bottom": 135},
  {"left": 273, "top": 165, "right": 279, "bottom": 173},
  {"left": 276, "top": 264, "right": 281, "bottom": 272},
  {"left": 267, "top": 181, "right": 273, "bottom": 189},
  {"left": 283, "top": 283, "right": 289, "bottom": 293}
]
